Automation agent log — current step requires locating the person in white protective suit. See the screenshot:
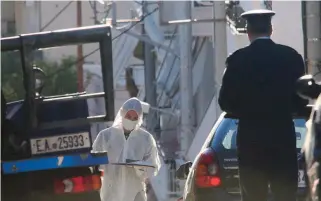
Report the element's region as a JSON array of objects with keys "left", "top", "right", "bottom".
[{"left": 92, "top": 97, "right": 161, "bottom": 201}]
